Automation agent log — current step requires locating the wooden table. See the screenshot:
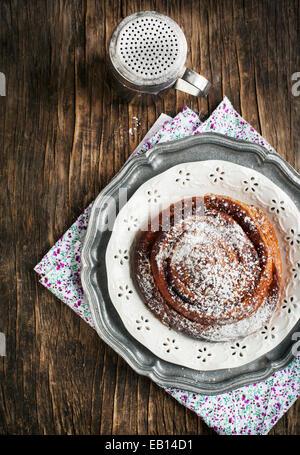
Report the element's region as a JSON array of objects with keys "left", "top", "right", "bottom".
[{"left": 1, "top": 0, "right": 299, "bottom": 435}]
